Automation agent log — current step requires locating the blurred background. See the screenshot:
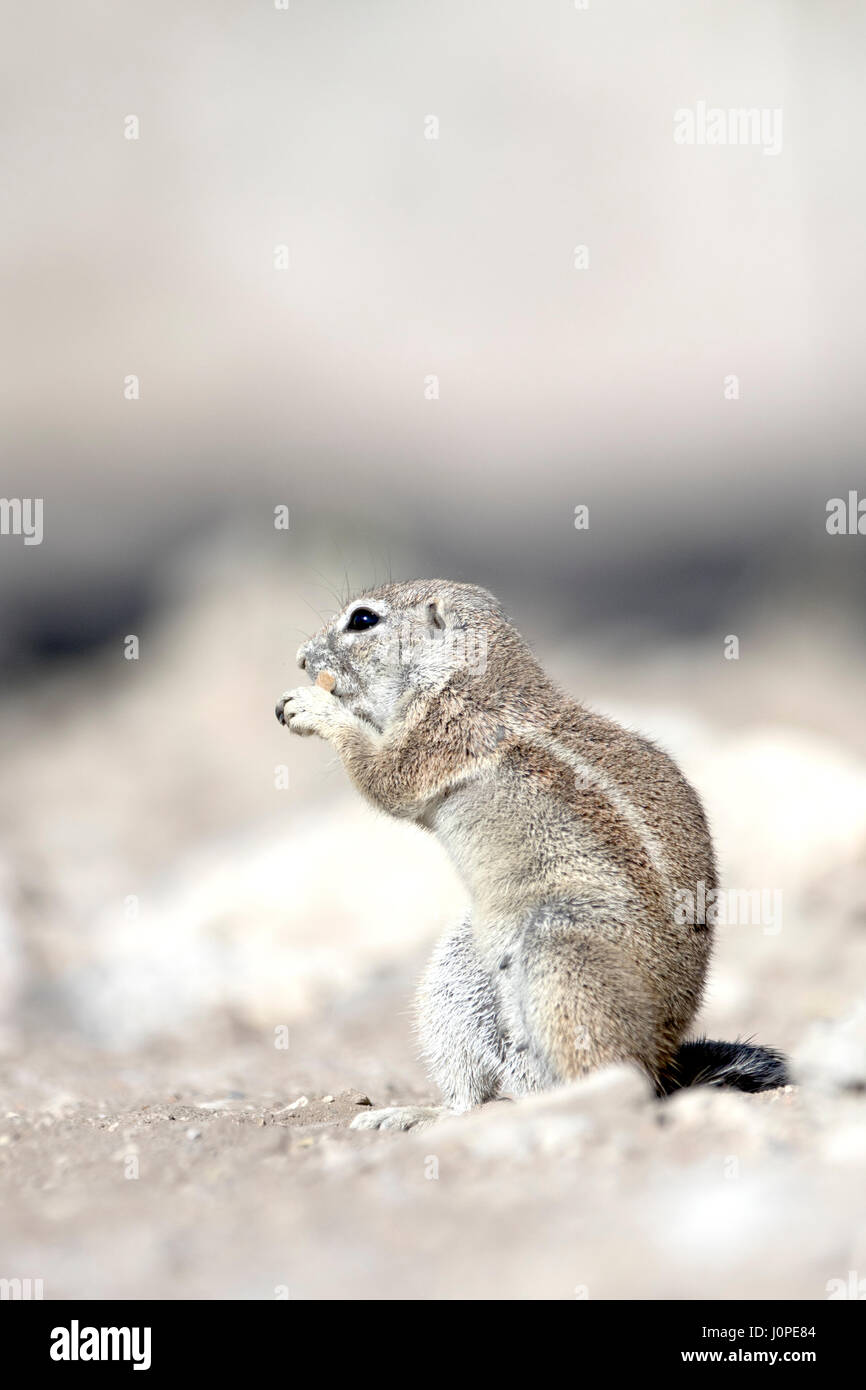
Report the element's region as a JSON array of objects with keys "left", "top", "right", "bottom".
[{"left": 1, "top": 0, "right": 865, "bottom": 1300}]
